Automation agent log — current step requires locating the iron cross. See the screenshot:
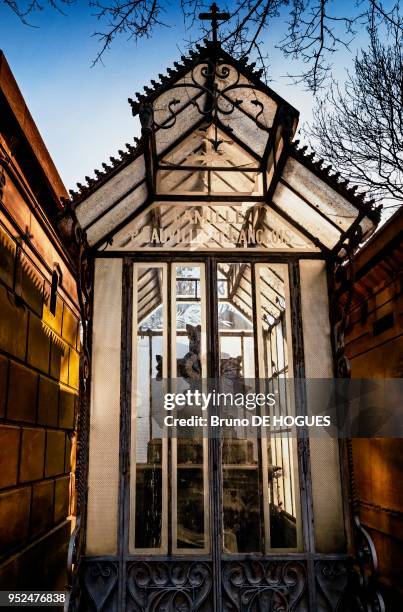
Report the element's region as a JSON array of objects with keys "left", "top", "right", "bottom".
[{"left": 199, "top": 3, "right": 230, "bottom": 45}]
